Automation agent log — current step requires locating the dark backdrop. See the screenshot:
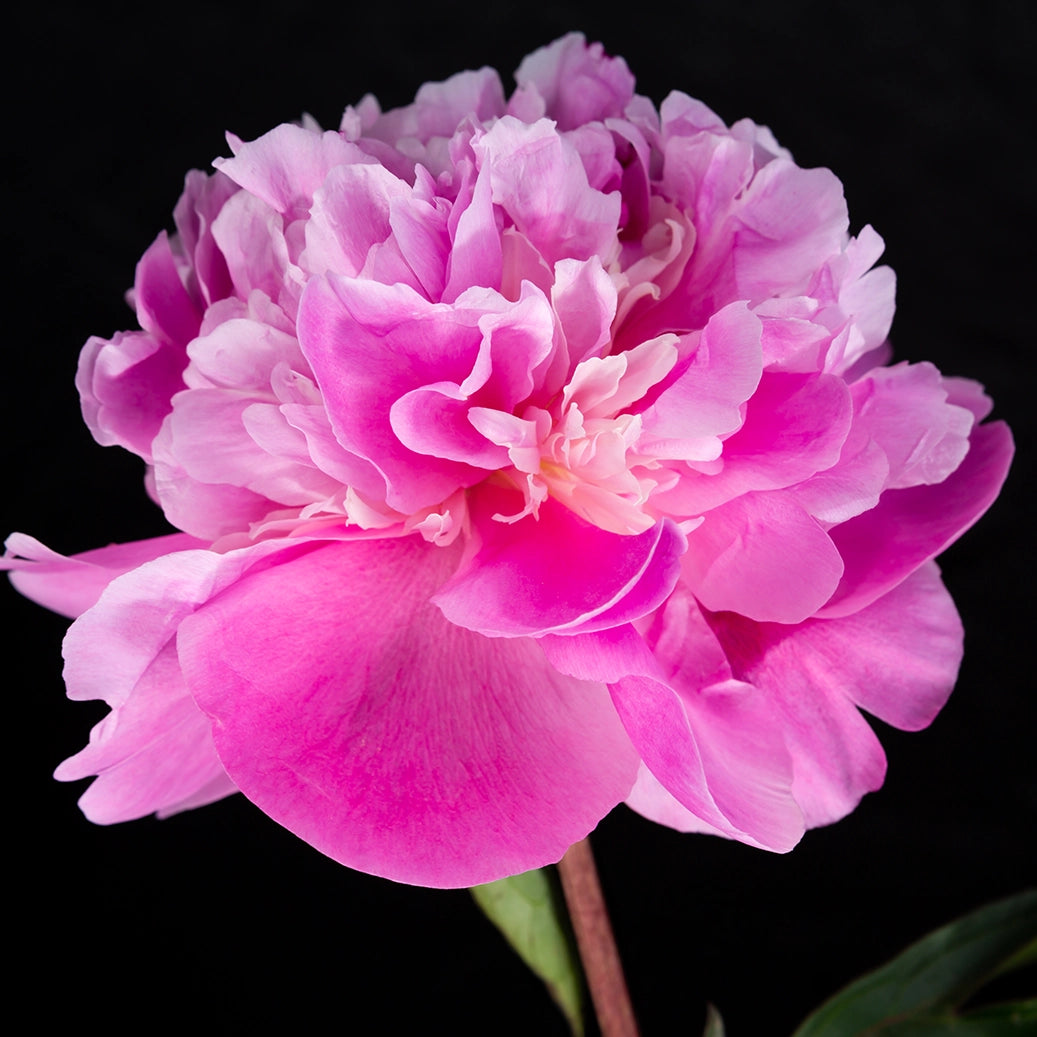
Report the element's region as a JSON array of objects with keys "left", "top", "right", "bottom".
[{"left": 4, "top": 3, "right": 1033, "bottom": 1034}]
